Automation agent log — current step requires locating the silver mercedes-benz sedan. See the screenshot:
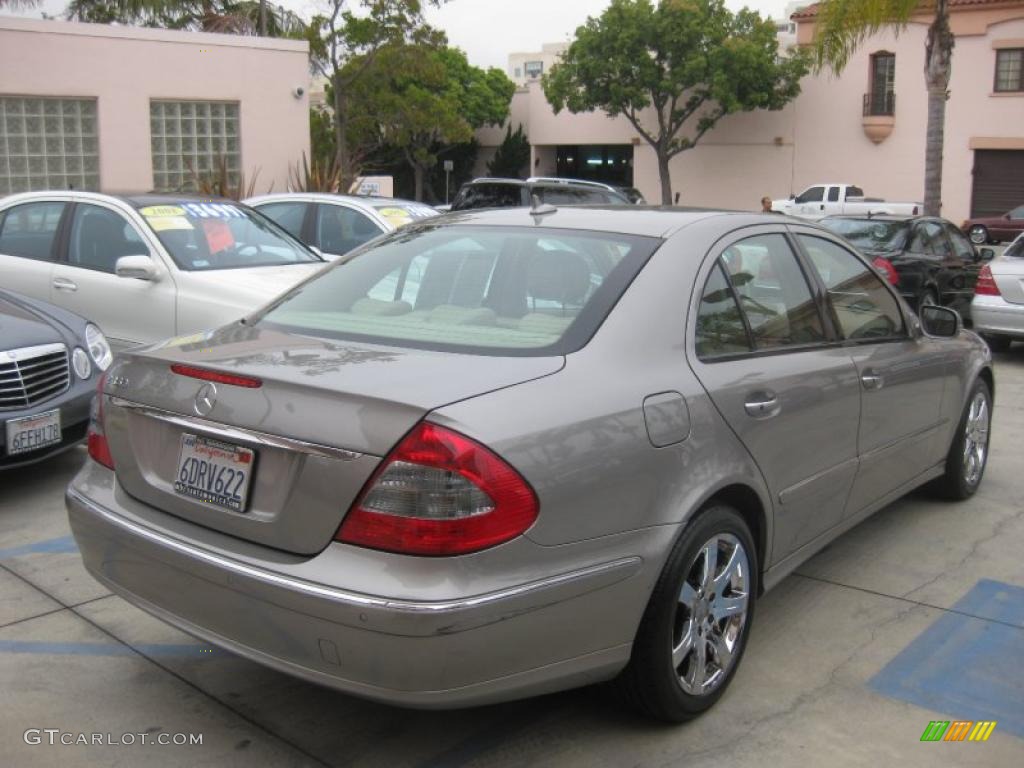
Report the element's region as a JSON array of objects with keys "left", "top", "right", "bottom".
[
  {"left": 66, "top": 207, "right": 993, "bottom": 721},
  {"left": 972, "top": 233, "right": 1024, "bottom": 351}
]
